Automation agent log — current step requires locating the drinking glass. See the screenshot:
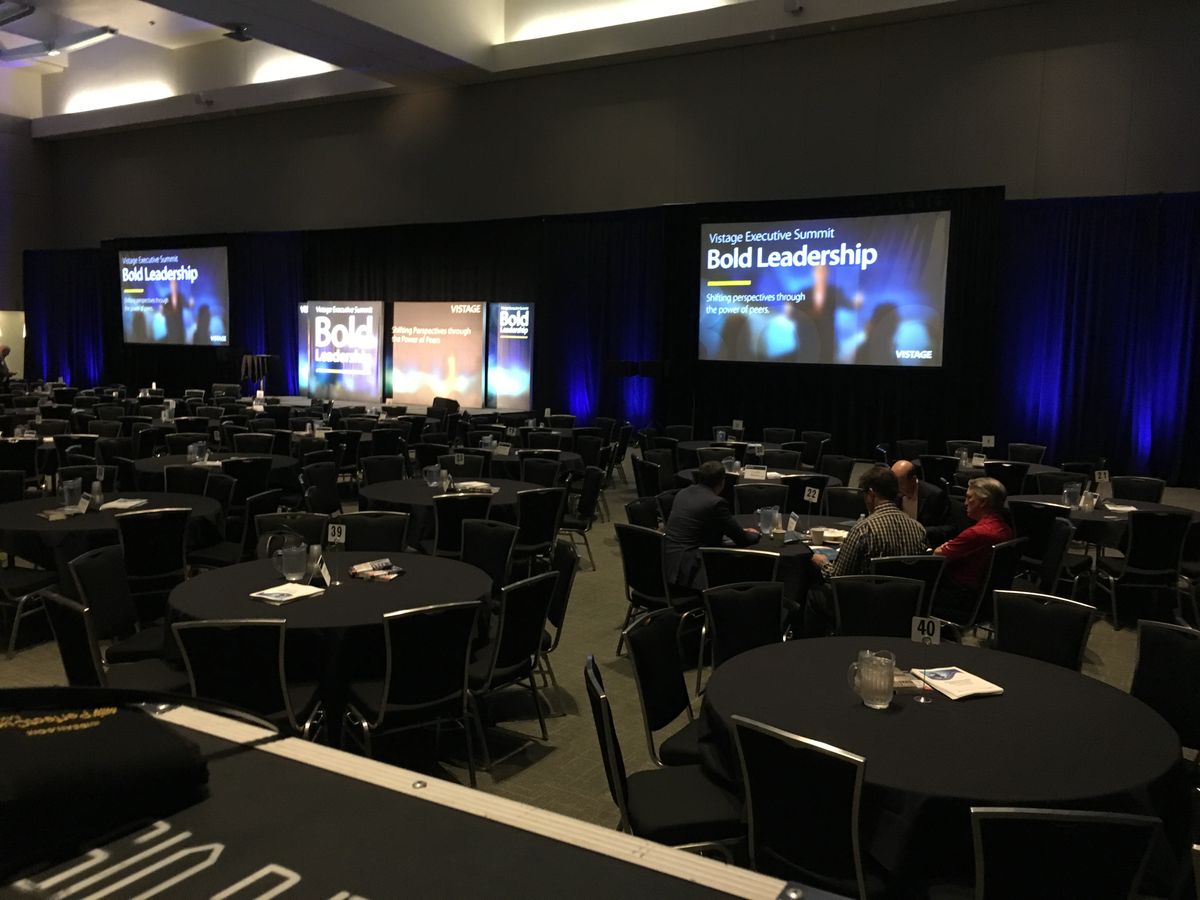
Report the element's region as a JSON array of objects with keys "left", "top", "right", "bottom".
[
  {"left": 272, "top": 544, "right": 309, "bottom": 583},
  {"left": 757, "top": 507, "right": 774, "bottom": 533},
  {"left": 716, "top": 430, "right": 726, "bottom": 442},
  {"left": 847, "top": 650, "right": 896, "bottom": 710},
  {"left": 722, "top": 457, "right": 737, "bottom": 474},
  {"left": 60, "top": 477, "right": 82, "bottom": 509},
  {"left": 1062, "top": 483, "right": 1081, "bottom": 507},
  {"left": 424, "top": 465, "right": 440, "bottom": 487}
]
